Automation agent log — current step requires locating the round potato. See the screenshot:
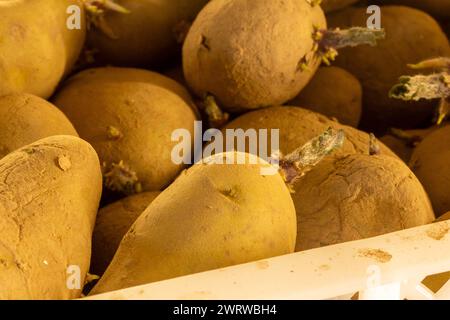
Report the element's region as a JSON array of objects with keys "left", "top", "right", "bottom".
[
  {"left": 183, "top": 0, "right": 326, "bottom": 112},
  {"left": 221, "top": 106, "right": 397, "bottom": 159},
  {"left": 53, "top": 68, "right": 198, "bottom": 194},
  {"left": 92, "top": 191, "right": 161, "bottom": 276},
  {"left": 0, "top": 0, "right": 86, "bottom": 99},
  {"left": 87, "top": 0, "right": 209, "bottom": 67},
  {"left": 0, "top": 135, "right": 102, "bottom": 299},
  {"left": 293, "top": 153, "right": 435, "bottom": 251},
  {"left": 0, "top": 93, "right": 78, "bottom": 159},
  {"left": 410, "top": 125, "right": 450, "bottom": 217},
  {"left": 289, "top": 66, "right": 362, "bottom": 127},
  {"left": 327, "top": 6, "right": 450, "bottom": 131}
]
